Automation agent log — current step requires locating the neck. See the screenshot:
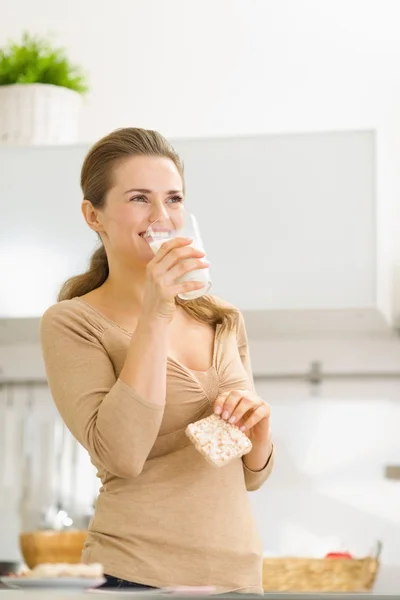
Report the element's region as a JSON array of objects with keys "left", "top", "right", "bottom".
[{"left": 100, "top": 264, "right": 147, "bottom": 312}]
